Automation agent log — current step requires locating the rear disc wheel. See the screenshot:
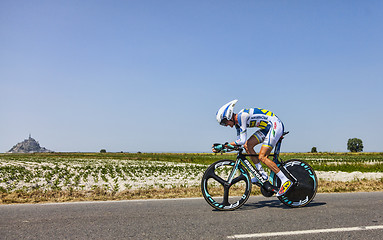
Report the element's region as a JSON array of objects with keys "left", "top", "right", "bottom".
[{"left": 273, "top": 159, "right": 318, "bottom": 207}]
